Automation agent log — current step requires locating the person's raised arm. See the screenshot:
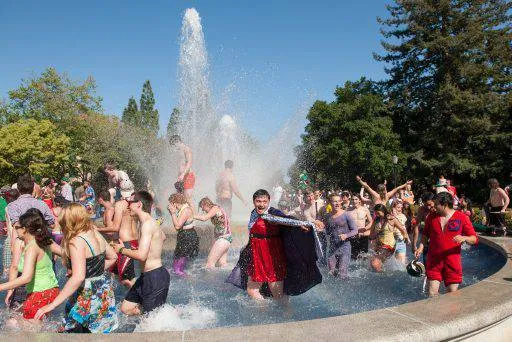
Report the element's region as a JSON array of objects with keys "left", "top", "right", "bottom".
[
  {"left": 387, "top": 180, "right": 413, "bottom": 200},
  {"left": 194, "top": 206, "right": 219, "bottom": 222},
  {"left": 0, "top": 245, "right": 37, "bottom": 291},
  {"left": 170, "top": 206, "right": 192, "bottom": 230},
  {"left": 356, "top": 176, "right": 380, "bottom": 203}
]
